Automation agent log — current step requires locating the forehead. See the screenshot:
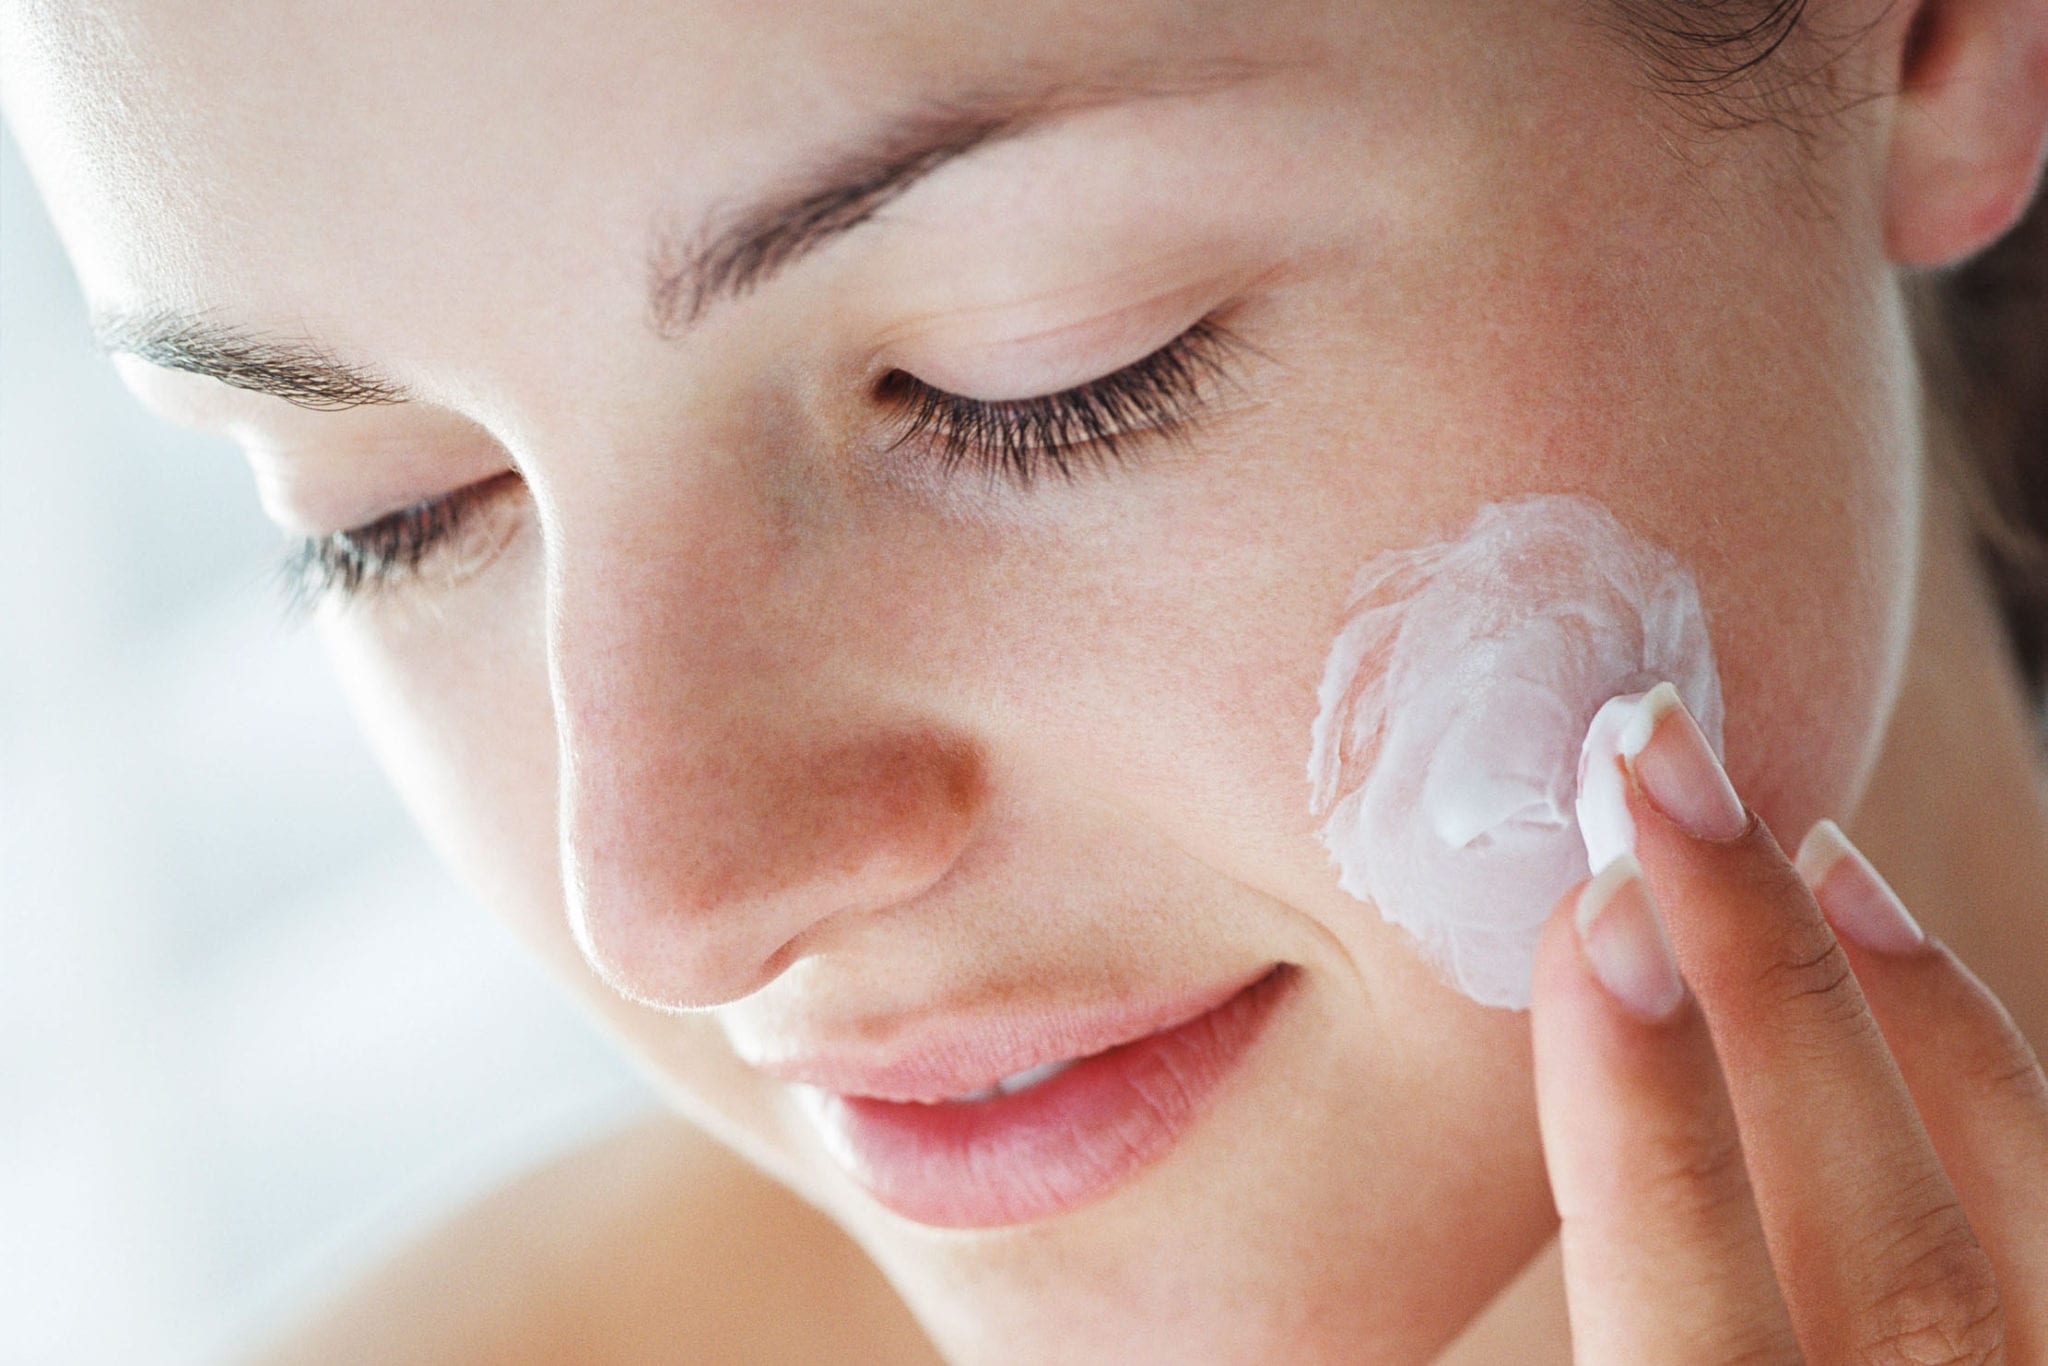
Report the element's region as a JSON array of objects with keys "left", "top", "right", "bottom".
[{"left": 0, "top": 1, "right": 1330, "bottom": 330}]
